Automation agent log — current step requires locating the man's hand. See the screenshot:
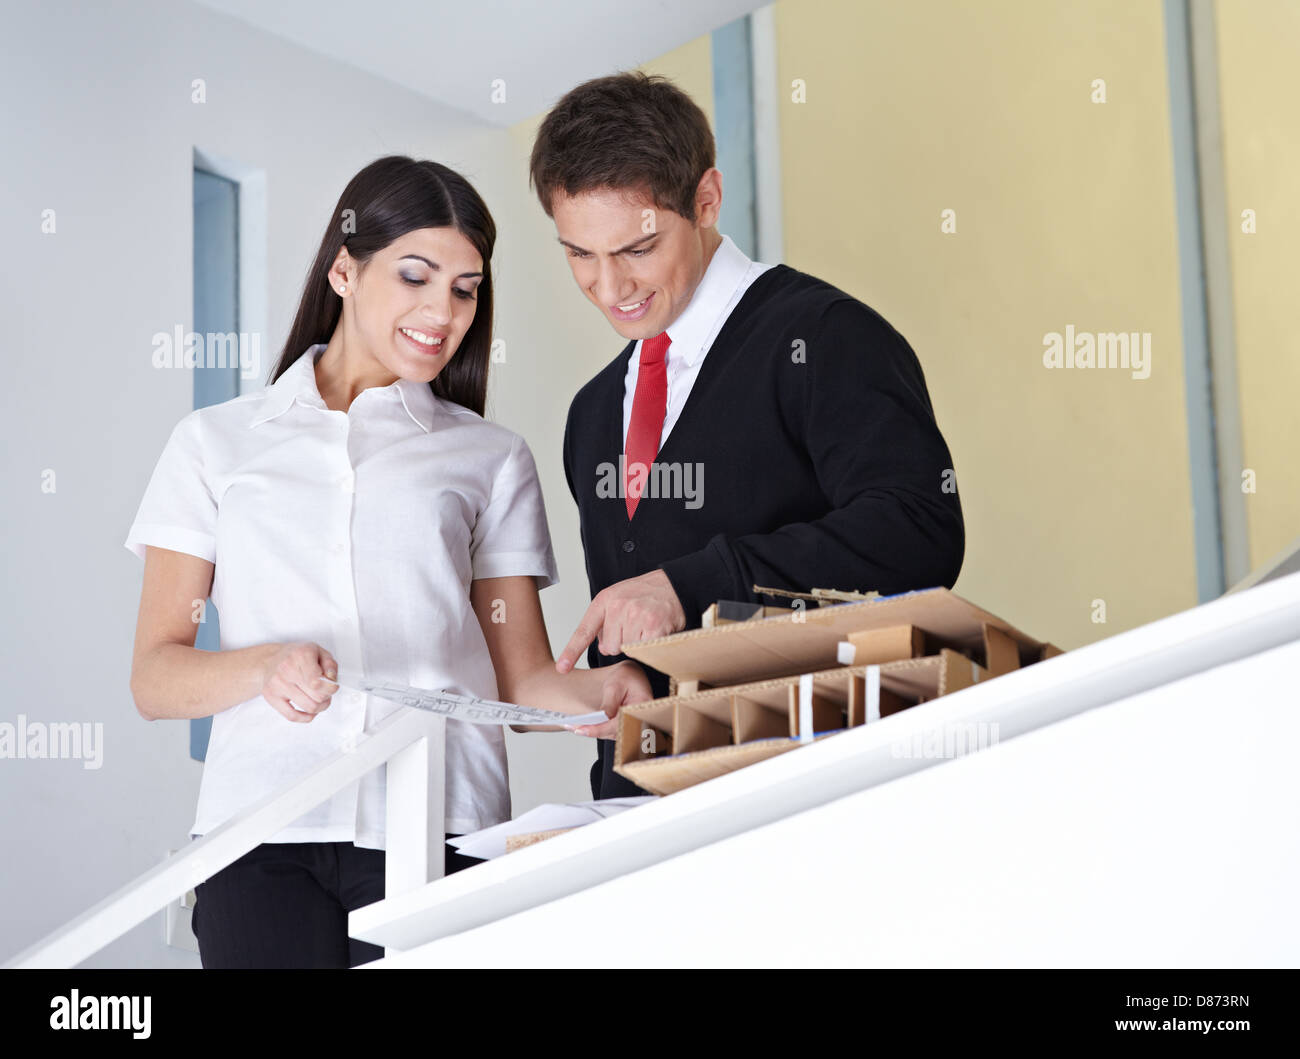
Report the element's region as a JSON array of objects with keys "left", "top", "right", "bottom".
[
  {"left": 568, "top": 659, "right": 653, "bottom": 739},
  {"left": 555, "top": 568, "right": 686, "bottom": 673}
]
